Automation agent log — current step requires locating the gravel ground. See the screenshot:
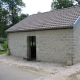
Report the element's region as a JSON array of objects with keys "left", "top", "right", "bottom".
[{"left": 0, "top": 54, "right": 80, "bottom": 80}]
